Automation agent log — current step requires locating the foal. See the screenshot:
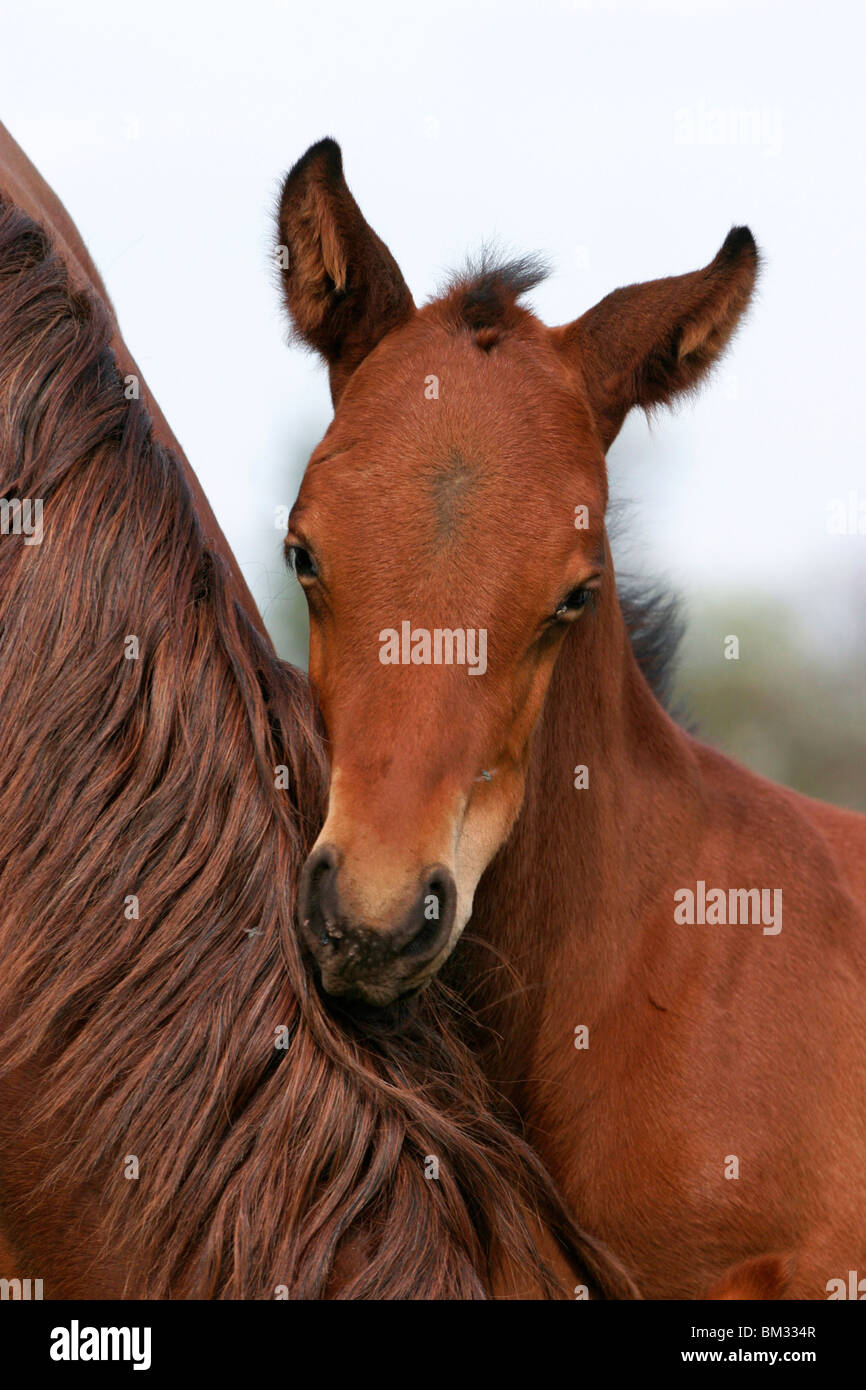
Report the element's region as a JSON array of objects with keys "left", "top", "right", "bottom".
[{"left": 277, "top": 138, "right": 866, "bottom": 1298}]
